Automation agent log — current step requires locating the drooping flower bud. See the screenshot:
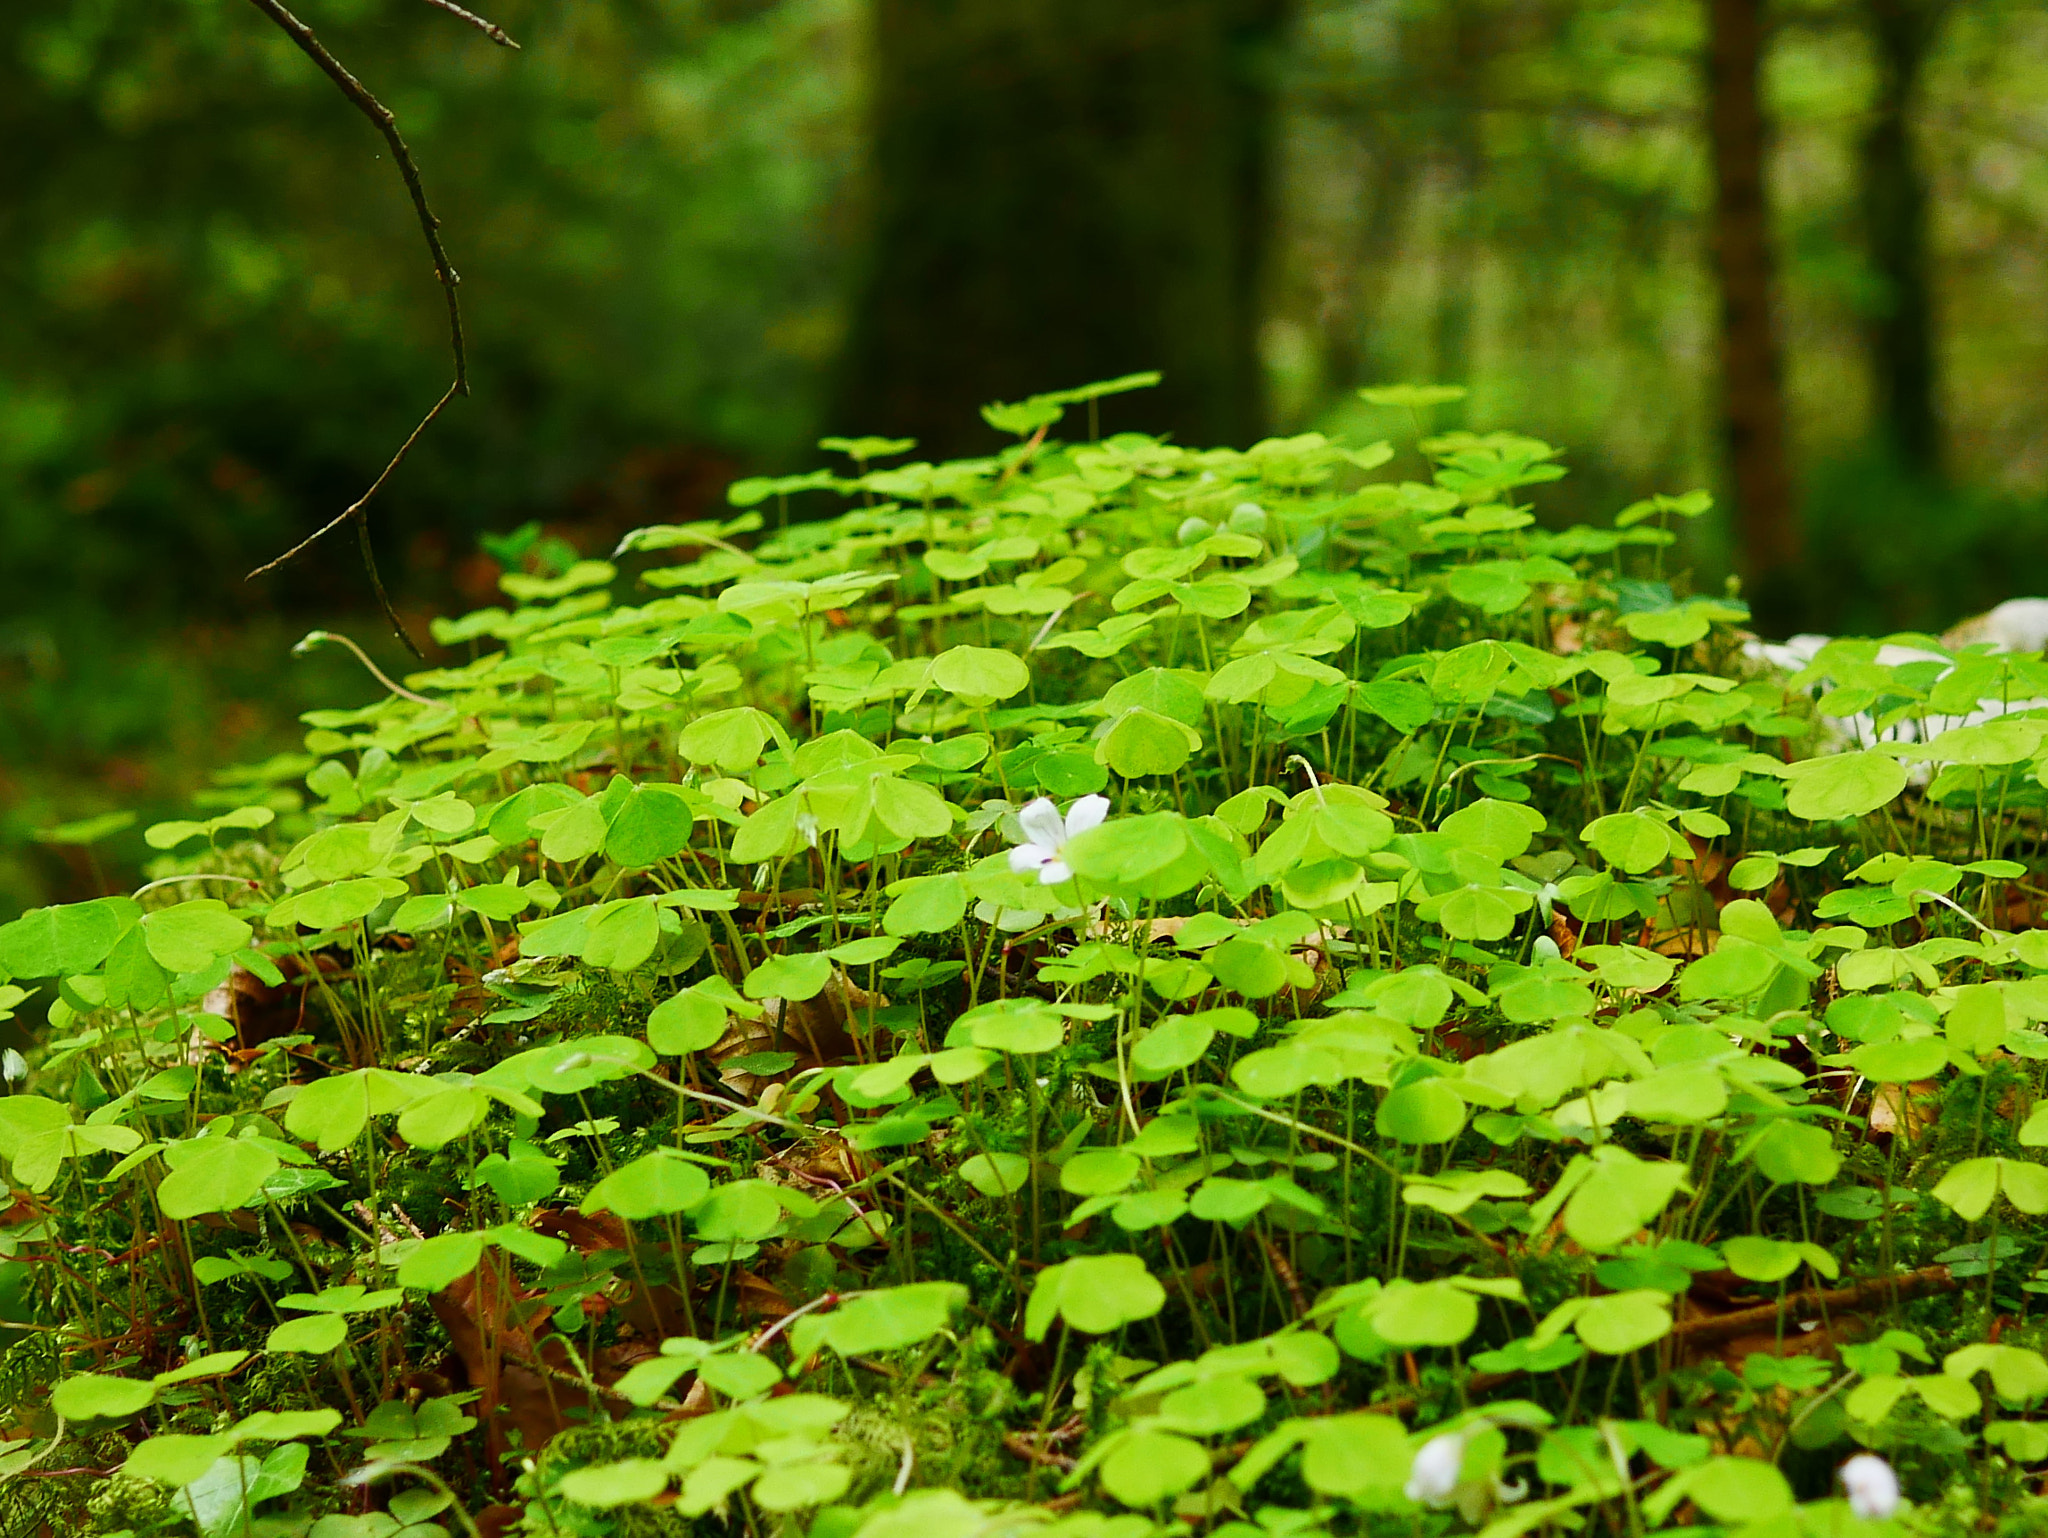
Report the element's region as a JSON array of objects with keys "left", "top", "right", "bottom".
[
  {"left": 1840, "top": 1454, "right": 1900, "bottom": 1520},
  {"left": 1406, "top": 1431, "right": 1467, "bottom": 1507}
]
